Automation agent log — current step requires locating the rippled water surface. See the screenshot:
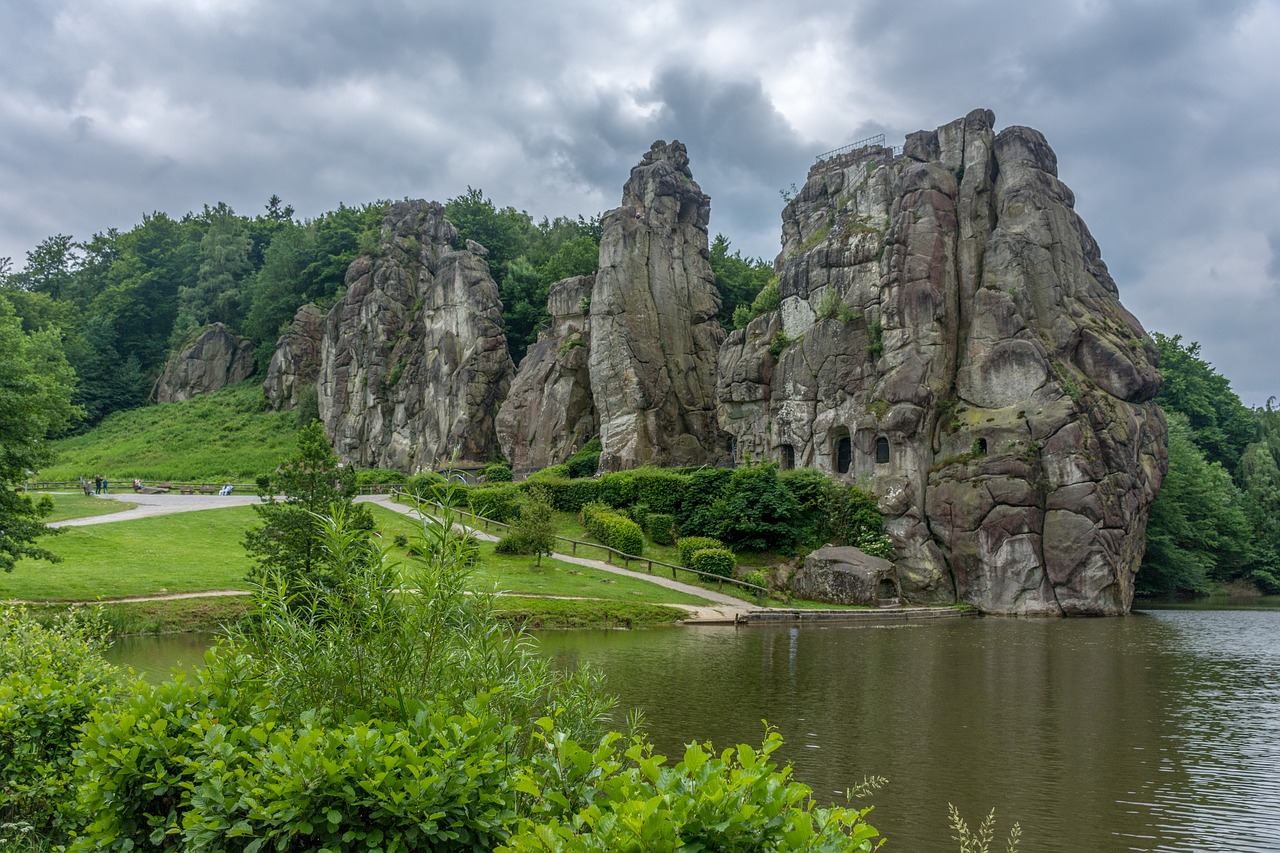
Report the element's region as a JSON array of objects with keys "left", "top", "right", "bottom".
[
  {"left": 108, "top": 607, "right": 1280, "bottom": 852},
  {"left": 537, "top": 610, "right": 1280, "bottom": 853}
]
